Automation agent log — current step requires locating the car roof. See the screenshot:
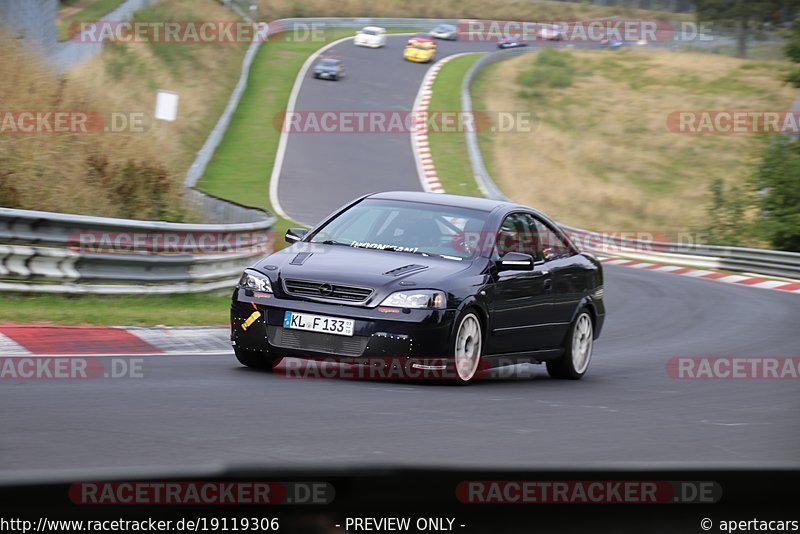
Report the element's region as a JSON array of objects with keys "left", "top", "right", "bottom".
[
  {"left": 361, "top": 26, "right": 384, "bottom": 32},
  {"left": 435, "top": 24, "right": 456, "bottom": 29},
  {"left": 366, "top": 191, "right": 517, "bottom": 213}
]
